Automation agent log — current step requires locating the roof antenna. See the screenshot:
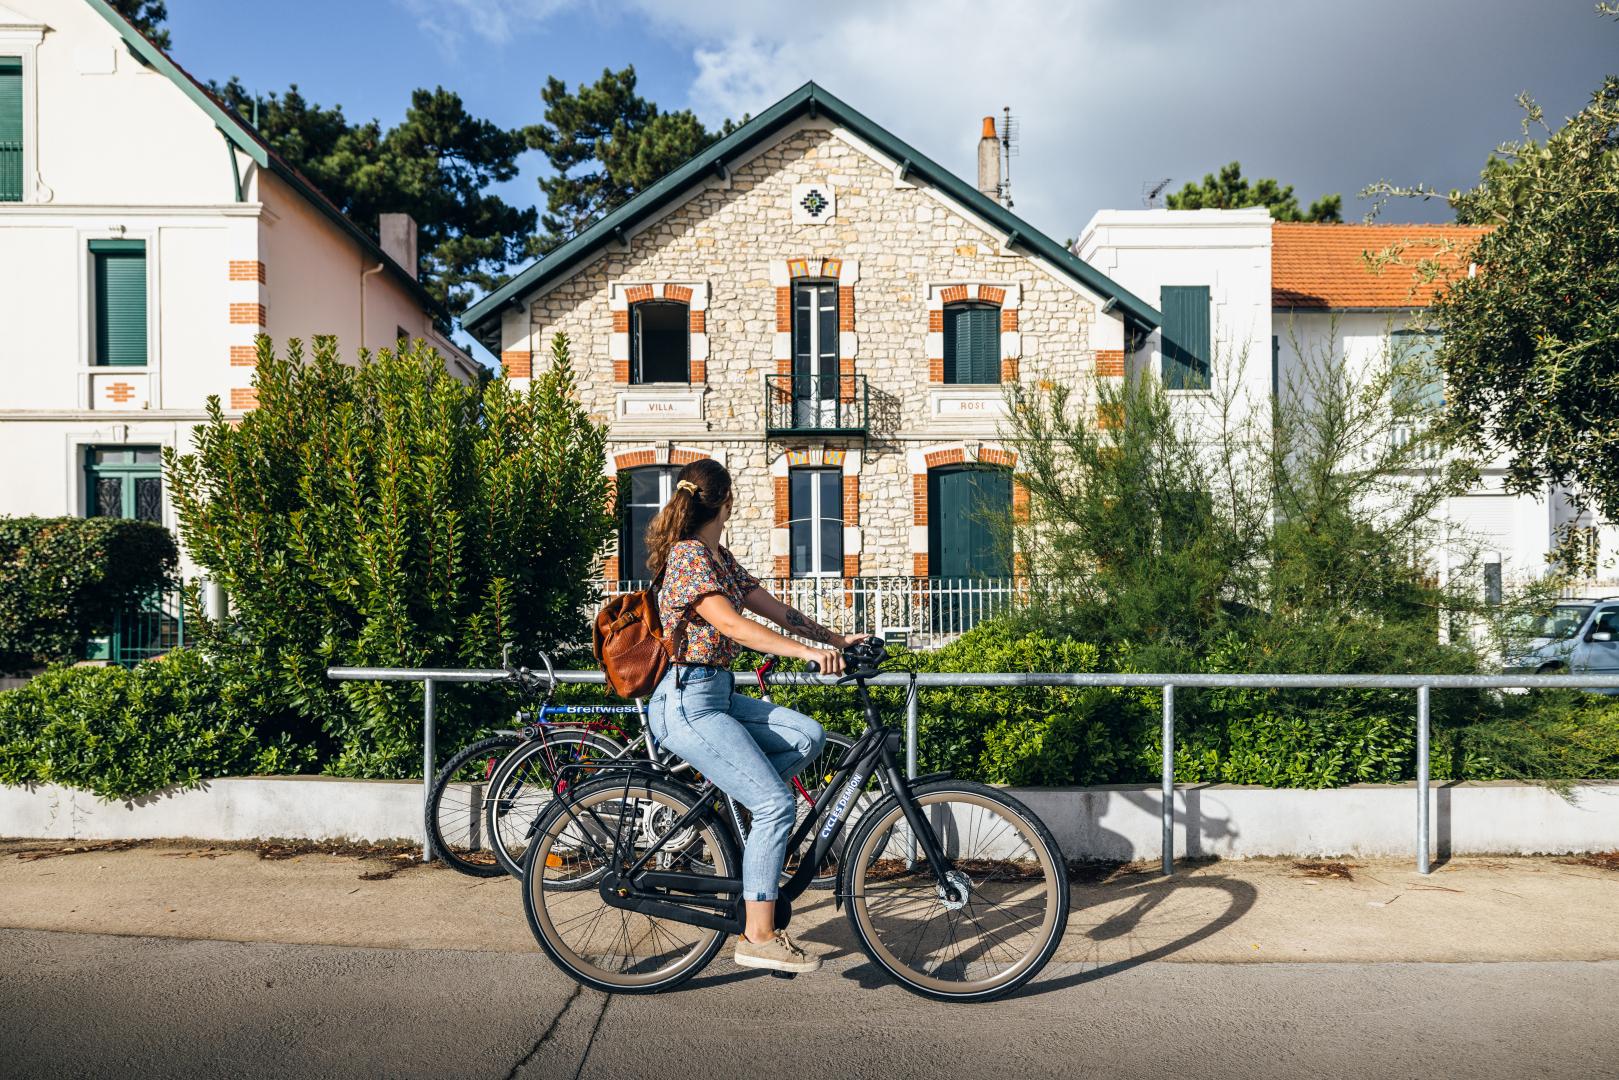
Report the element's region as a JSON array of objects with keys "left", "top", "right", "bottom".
[
  {"left": 1142, "top": 178, "right": 1172, "bottom": 208},
  {"left": 999, "top": 106, "right": 1018, "bottom": 209}
]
